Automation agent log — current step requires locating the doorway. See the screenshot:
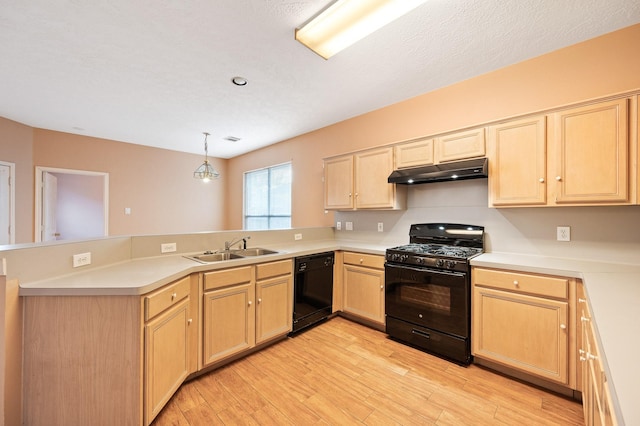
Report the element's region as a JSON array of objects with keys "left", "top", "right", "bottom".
[
  {"left": 35, "top": 167, "right": 109, "bottom": 242},
  {"left": 0, "top": 161, "right": 15, "bottom": 245}
]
